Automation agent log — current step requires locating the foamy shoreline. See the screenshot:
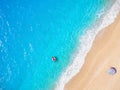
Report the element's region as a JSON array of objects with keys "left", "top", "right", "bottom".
[{"left": 55, "top": 0, "right": 120, "bottom": 90}]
